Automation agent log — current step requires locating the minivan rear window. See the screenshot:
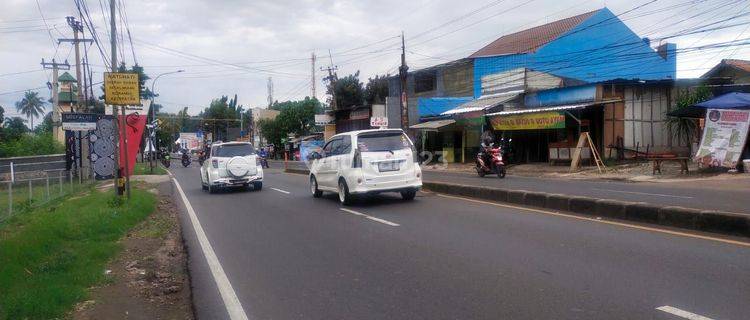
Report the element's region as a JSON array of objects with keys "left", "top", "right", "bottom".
[
  {"left": 357, "top": 132, "right": 412, "bottom": 152},
  {"left": 213, "top": 144, "right": 255, "bottom": 157}
]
